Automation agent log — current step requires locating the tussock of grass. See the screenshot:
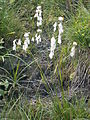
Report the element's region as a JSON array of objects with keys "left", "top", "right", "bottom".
[{"left": 1, "top": 96, "right": 90, "bottom": 120}]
